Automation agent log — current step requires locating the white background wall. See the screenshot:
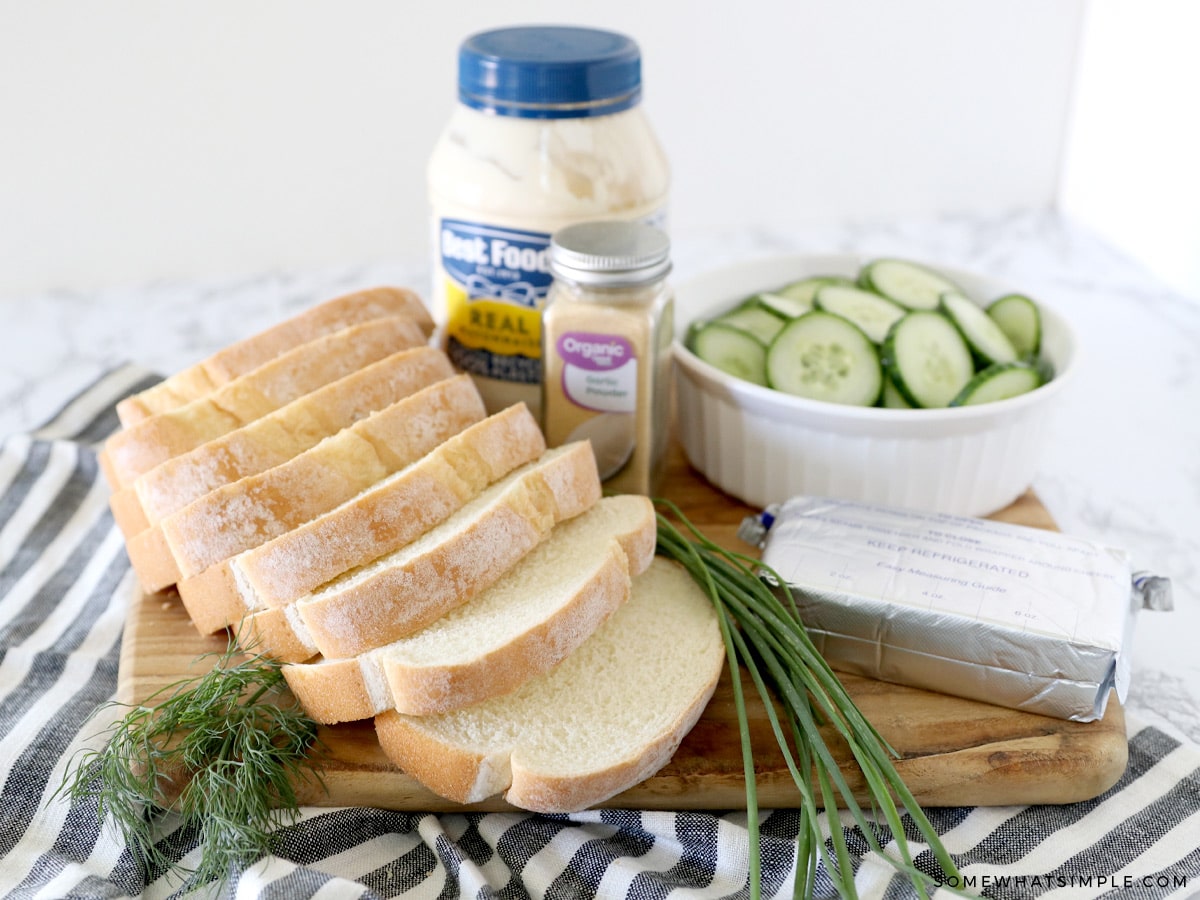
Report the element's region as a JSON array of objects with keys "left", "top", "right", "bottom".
[
  {"left": 0, "top": 0, "right": 1087, "bottom": 299},
  {"left": 1059, "top": 0, "right": 1200, "bottom": 300}
]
